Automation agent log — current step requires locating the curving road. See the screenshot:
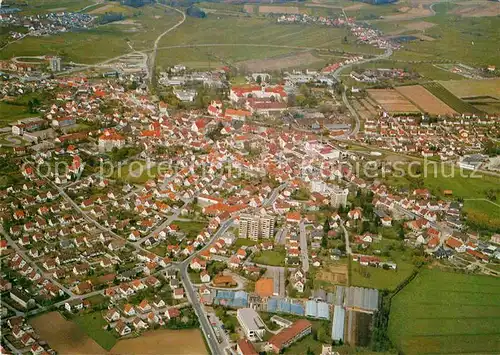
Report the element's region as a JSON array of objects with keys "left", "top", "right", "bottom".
[
  {"left": 332, "top": 47, "right": 393, "bottom": 138},
  {"left": 148, "top": 4, "right": 186, "bottom": 85}
]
